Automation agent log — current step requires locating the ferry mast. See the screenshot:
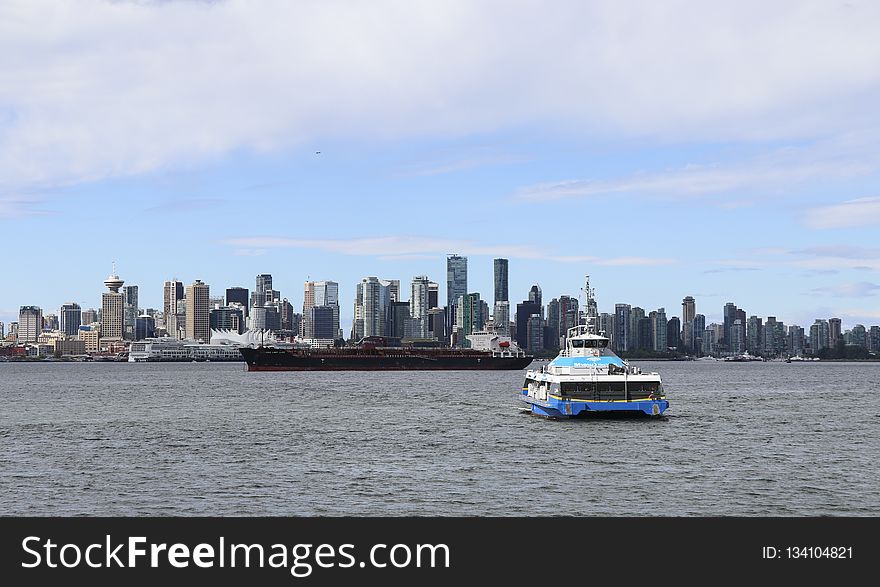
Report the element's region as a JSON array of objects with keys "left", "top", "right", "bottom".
[{"left": 580, "top": 275, "right": 599, "bottom": 335}]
